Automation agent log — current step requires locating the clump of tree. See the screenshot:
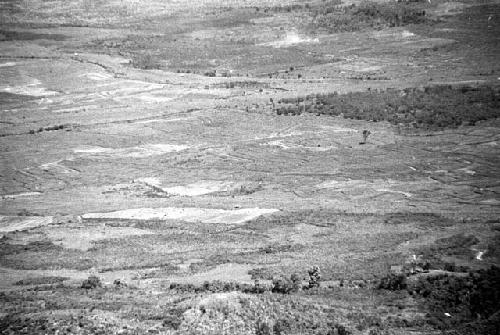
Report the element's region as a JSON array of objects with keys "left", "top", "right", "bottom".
[
  {"left": 412, "top": 266, "right": 500, "bottom": 334},
  {"left": 310, "top": 1, "right": 430, "bottom": 33},
  {"left": 277, "top": 85, "right": 500, "bottom": 130}
]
